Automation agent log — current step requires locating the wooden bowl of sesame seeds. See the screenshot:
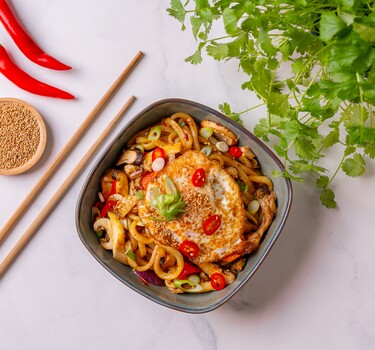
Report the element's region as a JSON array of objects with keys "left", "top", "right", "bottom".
[{"left": 0, "top": 98, "right": 47, "bottom": 175}]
